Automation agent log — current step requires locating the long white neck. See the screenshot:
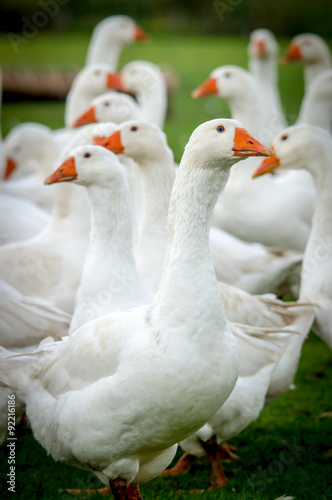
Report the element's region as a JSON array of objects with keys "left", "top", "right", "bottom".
[
  {"left": 304, "top": 57, "right": 331, "bottom": 91},
  {"left": 297, "top": 90, "right": 332, "bottom": 131},
  {"left": 227, "top": 95, "right": 263, "bottom": 137},
  {"left": 136, "top": 80, "right": 167, "bottom": 129},
  {"left": 70, "top": 177, "right": 150, "bottom": 332},
  {"left": 152, "top": 148, "right": 231, "bottom": 337},
  {"left": 134, "top": 150, "right": 175, "bottom": 293},
  {"left": 65, "top": 85, "right": 99, "bottom": 128},
  {"left": 300, "top": 146, "right": 332, "bottom": 297},
  {"left": 86, "top": 33, "right": 120, "bottom": 70}
]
